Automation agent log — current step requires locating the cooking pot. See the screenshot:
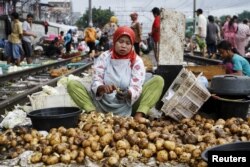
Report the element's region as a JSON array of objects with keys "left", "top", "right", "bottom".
[
  {"left": 213, "top": 95, "right": 250, "bottom": 119},
  {"left": 201, "top": 142, "right": 250, "bottom": 162},
  {"left": 200, "top": 95, "right": 250, "bottom": 119},
  {"left": 27, "top": 107, "right": 81, "bottom": 131},
  {"left": 209, "top": 75, "right": 250, "bottom": 96}
]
